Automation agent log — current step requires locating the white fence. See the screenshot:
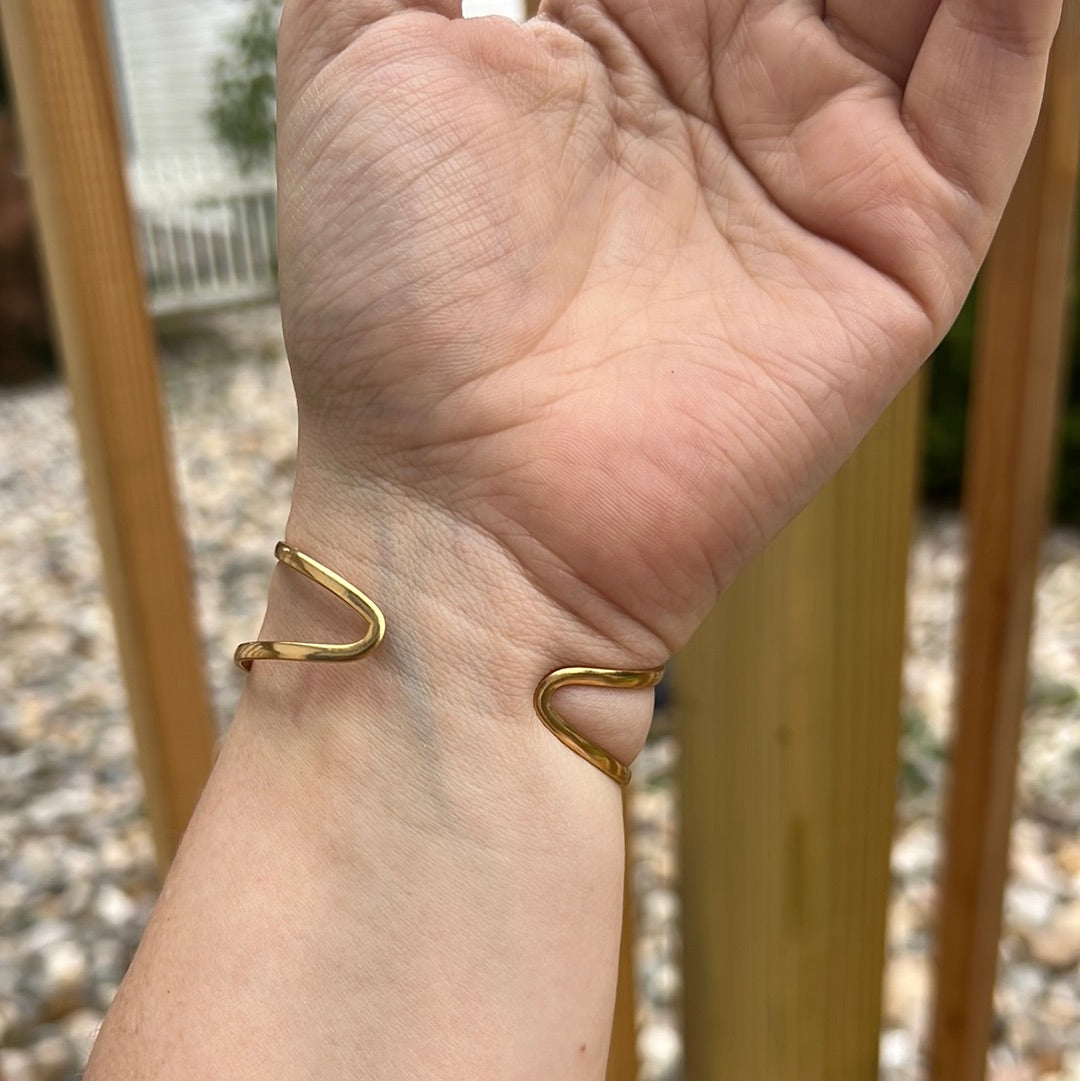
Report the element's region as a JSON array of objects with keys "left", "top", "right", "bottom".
[{"left": 128, "top": 156, "right": 277, "bottom": 316}]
